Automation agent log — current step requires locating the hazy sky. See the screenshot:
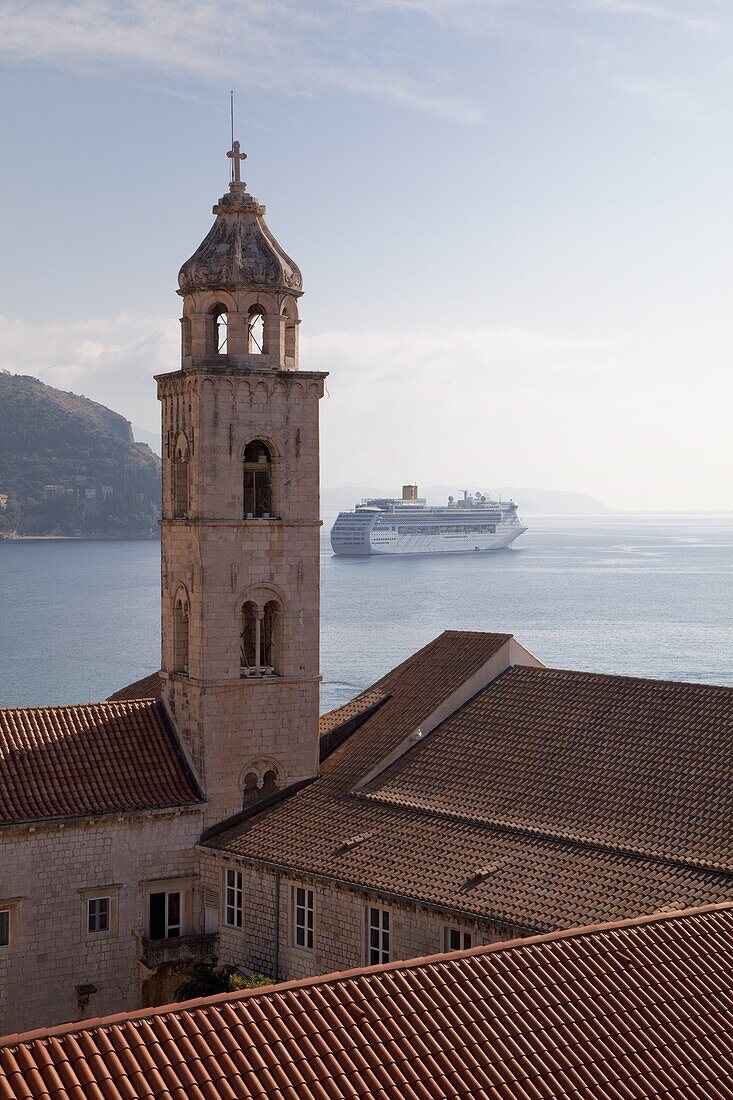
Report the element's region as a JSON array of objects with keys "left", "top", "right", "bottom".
[{"left": 1, "top": 0, "right": 731, "bottom": 508}]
